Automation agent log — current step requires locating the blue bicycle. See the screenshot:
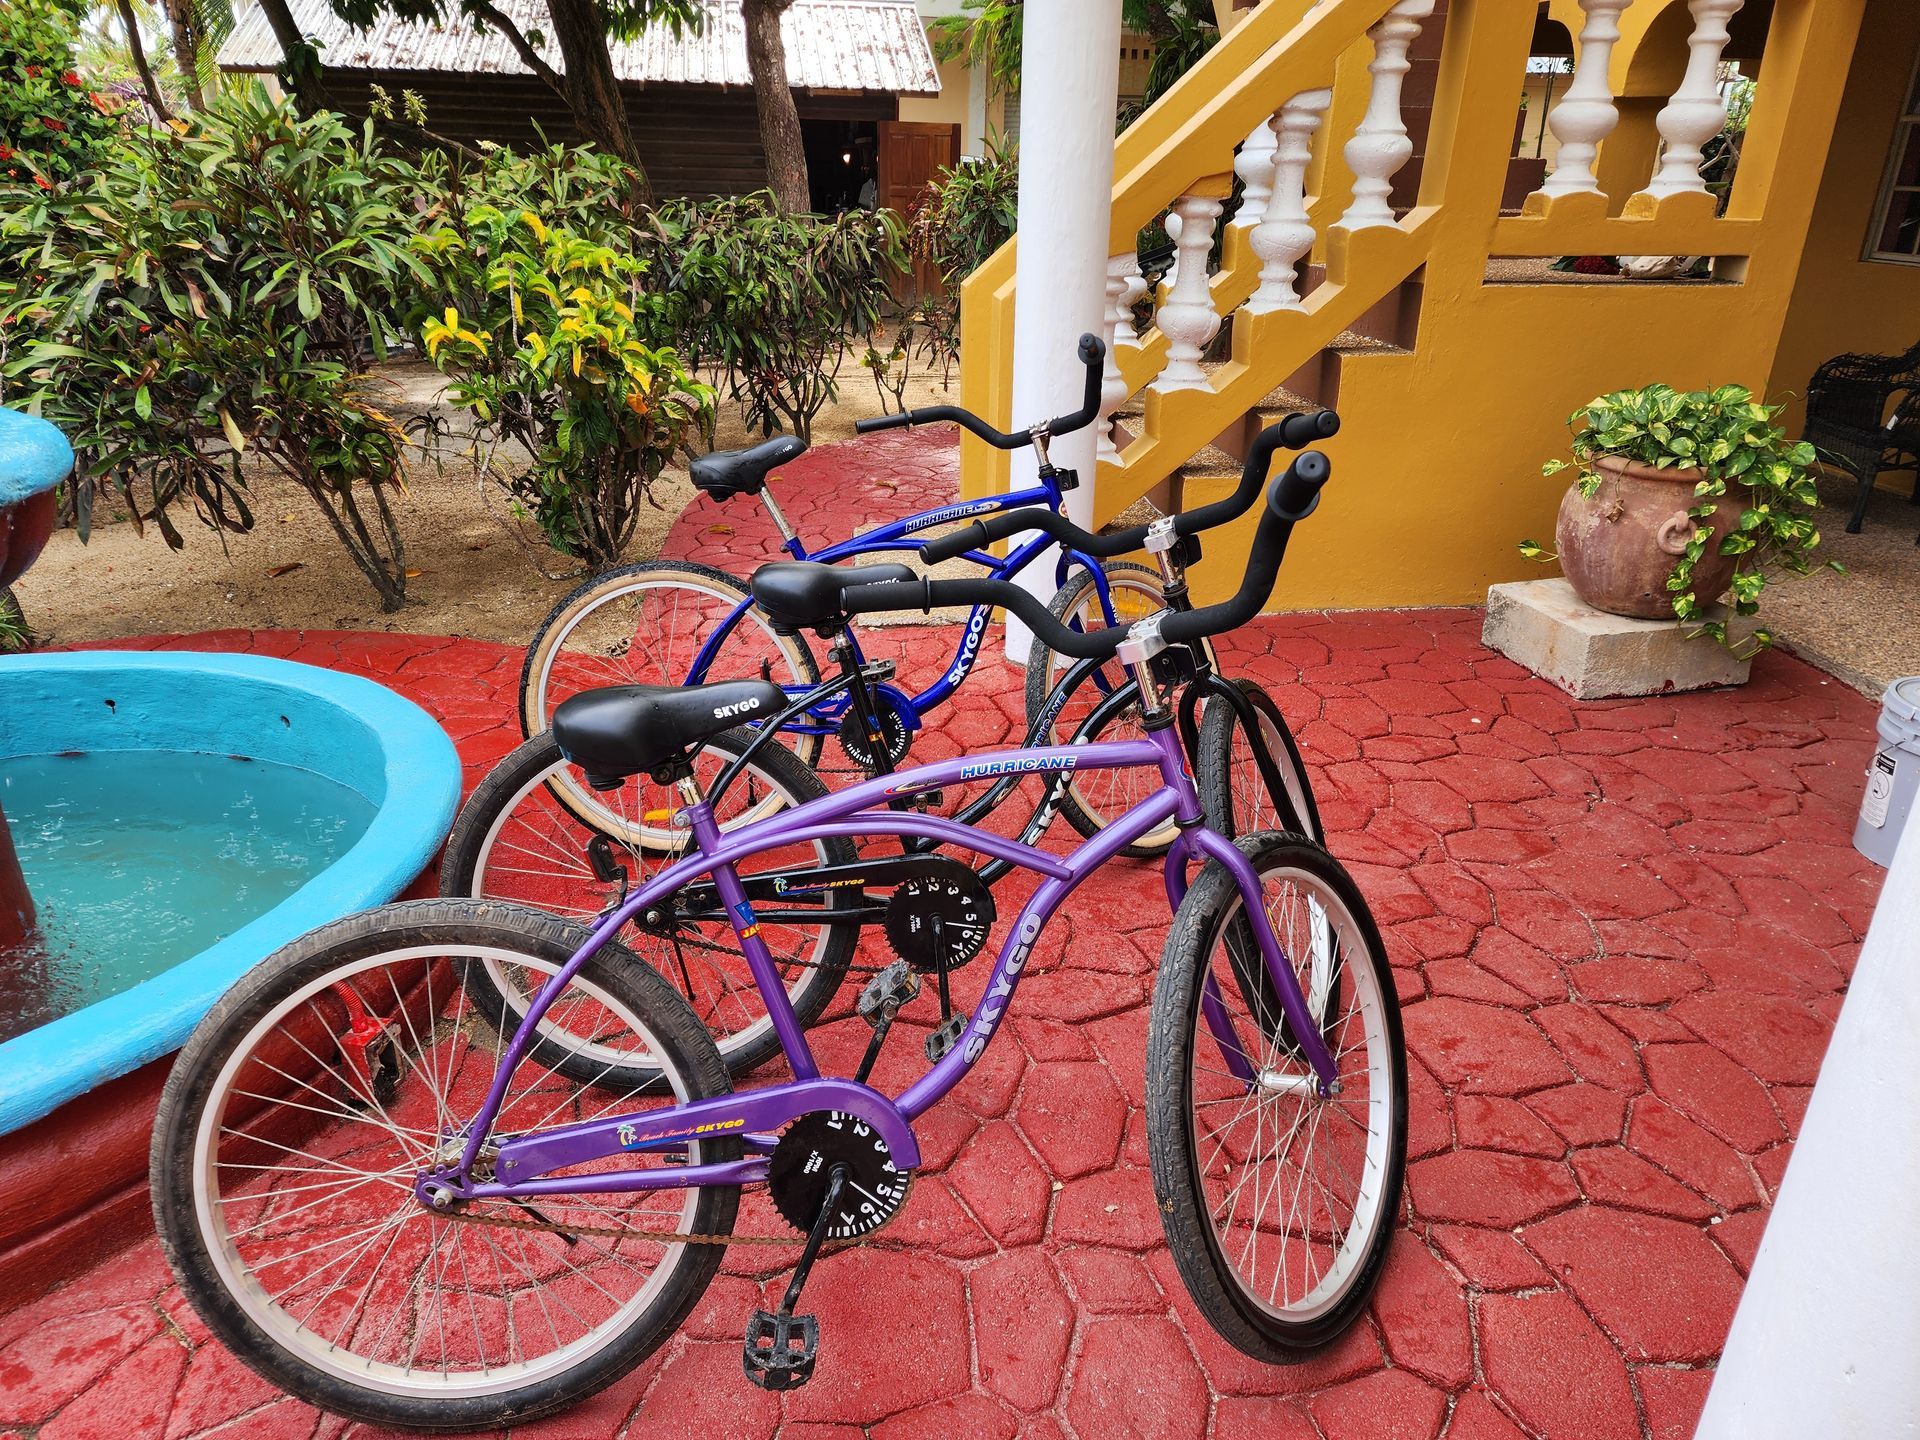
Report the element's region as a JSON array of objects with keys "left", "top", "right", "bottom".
[{"left": 515, "top": 337, "right": 1167, "bottom": 797}]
